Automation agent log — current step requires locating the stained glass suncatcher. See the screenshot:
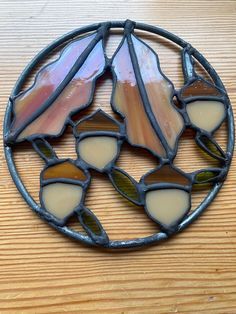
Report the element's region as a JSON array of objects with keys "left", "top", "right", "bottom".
[{"left": 4, "top": 20, "right": 234, "bottom": 248}]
